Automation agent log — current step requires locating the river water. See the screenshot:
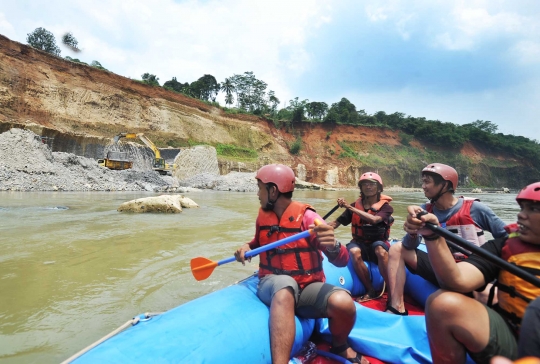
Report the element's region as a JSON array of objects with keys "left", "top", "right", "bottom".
[{"left": 0, "top": 190, "right": 520, "bottom": 363}]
